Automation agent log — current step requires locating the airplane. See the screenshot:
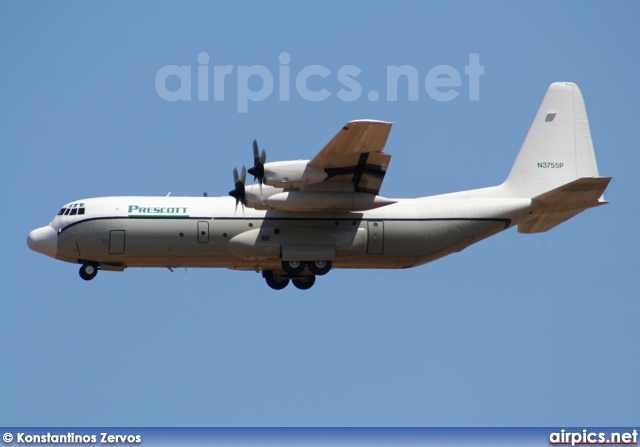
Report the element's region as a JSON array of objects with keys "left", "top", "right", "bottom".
[{"left": 27, "top": 82, "right": 610, "bottom": 290}]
